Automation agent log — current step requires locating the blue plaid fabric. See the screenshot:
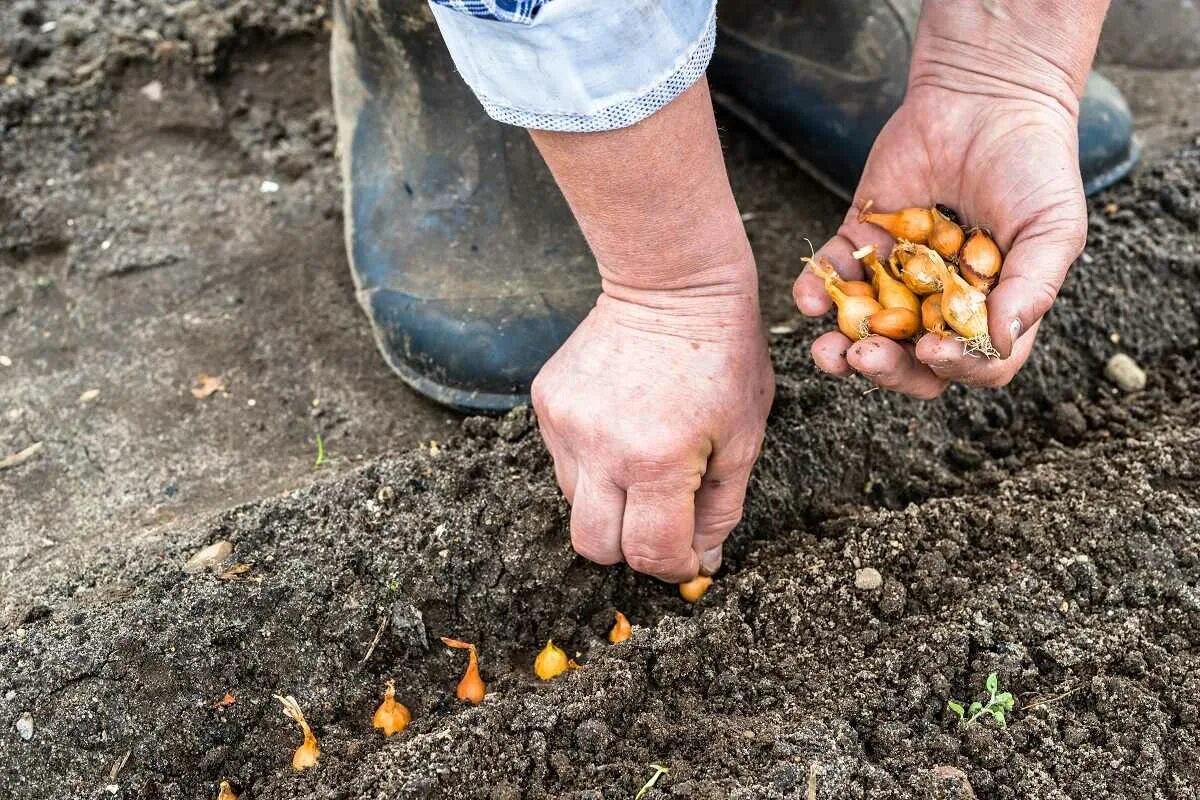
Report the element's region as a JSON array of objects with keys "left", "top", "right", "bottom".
[{"left": 431, "top": 0, "right": 553, "bottom": 24}]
